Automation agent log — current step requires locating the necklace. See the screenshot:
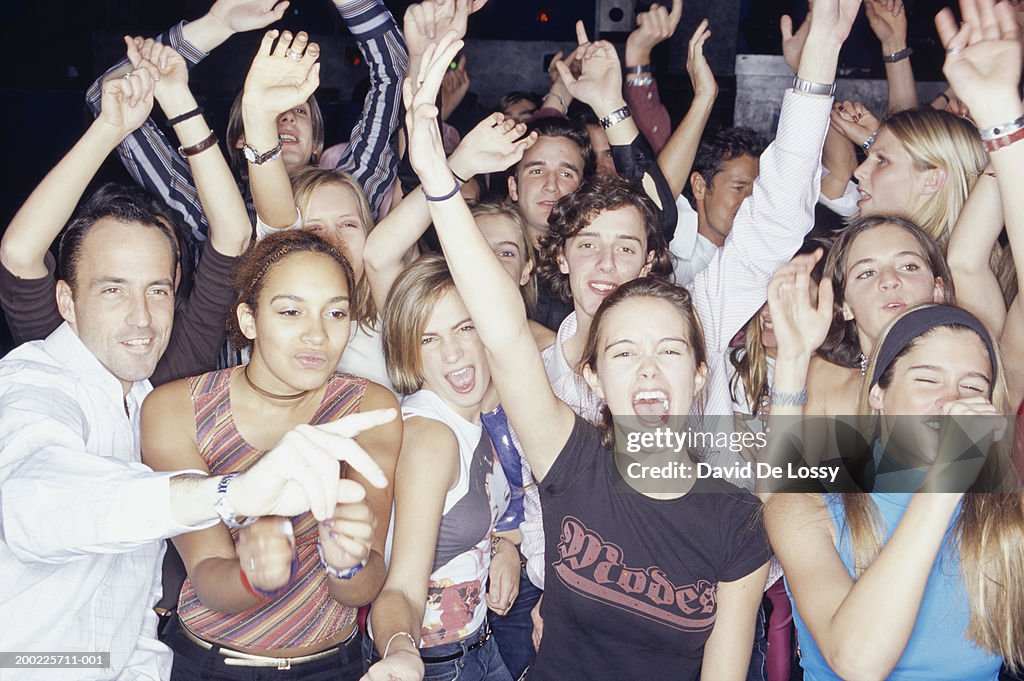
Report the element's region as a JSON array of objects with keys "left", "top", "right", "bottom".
[
  {"left": 858, "top": 353, "right": 868, "bottom": 377},
  {"left": 243, "top": 365, "right": 311, "bottom": 401}
]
